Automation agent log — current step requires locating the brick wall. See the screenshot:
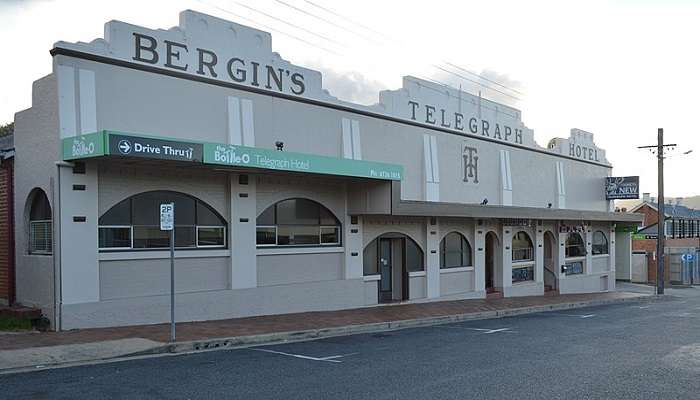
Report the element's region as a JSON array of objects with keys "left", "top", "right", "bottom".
[
  {"left": 634, "top": 203, "right": 658, "bottom": 227},
  {"left": 0, "top": 158, "right": 13, "bottom": 304}
]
